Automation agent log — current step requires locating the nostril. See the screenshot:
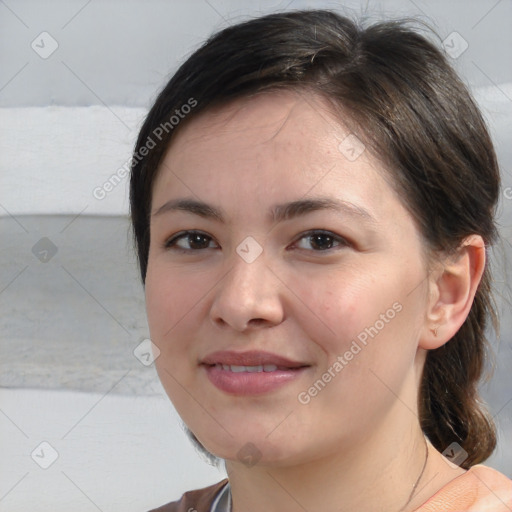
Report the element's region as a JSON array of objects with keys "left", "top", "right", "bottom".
[
  {"left": 213, "top": 317, "right": 229, "bottom": 327},
  {"left": 249, "top": 318, "right": 266, "bottom": 325}
]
